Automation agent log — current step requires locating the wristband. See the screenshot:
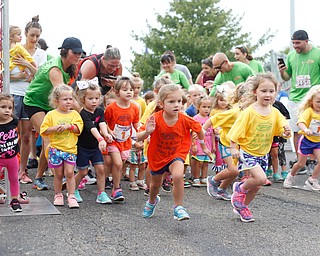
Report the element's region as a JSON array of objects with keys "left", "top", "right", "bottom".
[
  {"left": 98, "top": 137, "right": 105, "bottom": 143},
  {"left": 199, "top": 139, "right": 205, "bottom": 144},
  {"left": 69, "top": 124, "right": 75, "bottom": 131}
]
